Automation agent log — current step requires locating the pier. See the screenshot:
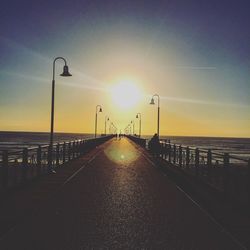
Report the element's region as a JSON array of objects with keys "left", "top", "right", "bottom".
[{"left": 0, "top": 136, "right": 249, "bottom": 249}]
